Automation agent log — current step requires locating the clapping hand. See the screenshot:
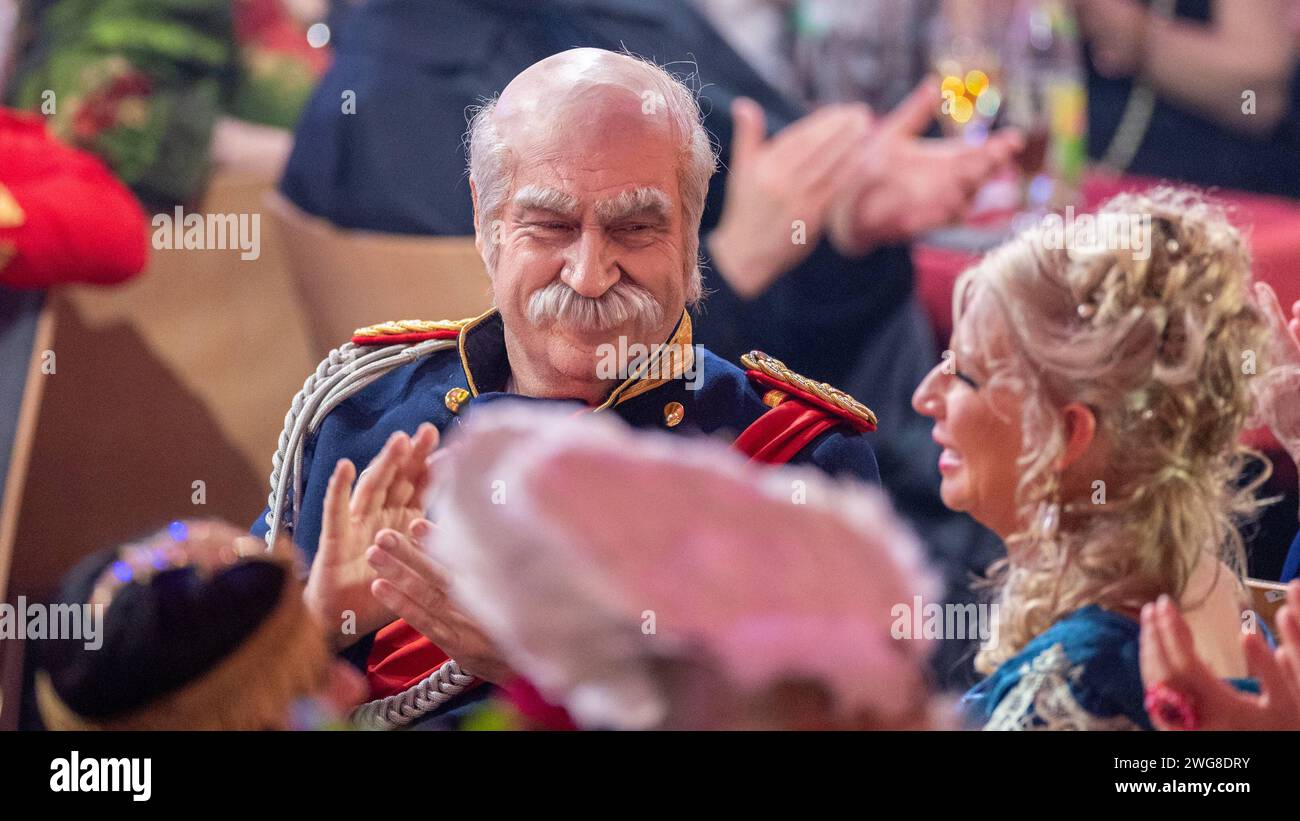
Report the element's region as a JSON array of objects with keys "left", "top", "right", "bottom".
[
  {"left": 1139, "top": 588, "right": 1300, "bottom": 730},
  {"left": 366, "top": 517, "right": 512, "bottom": 684},
  {"left": 305, "top": 423, "right": 440, "bottom": 648},
  {"left": 708, "top": 98, "right": 873, "bottom": 298},
  {"left": 827, "top": 79, "right": 1023, "bottom": 257}
]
